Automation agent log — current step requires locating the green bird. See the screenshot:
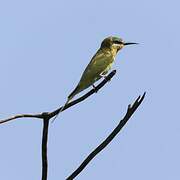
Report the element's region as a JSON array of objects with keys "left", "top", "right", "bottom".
[{"left": 54, "top": 36, "right": 137, "bottom": 120}]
